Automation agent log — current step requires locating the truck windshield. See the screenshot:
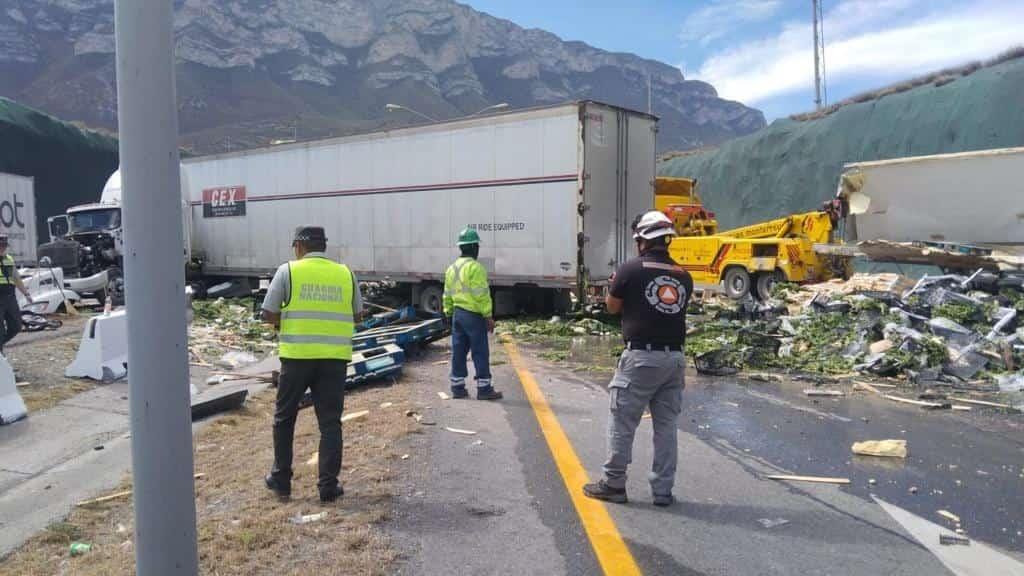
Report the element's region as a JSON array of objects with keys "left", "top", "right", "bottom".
[{"left": 68, "top": 208, "right": 121, "bottom": 234}]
